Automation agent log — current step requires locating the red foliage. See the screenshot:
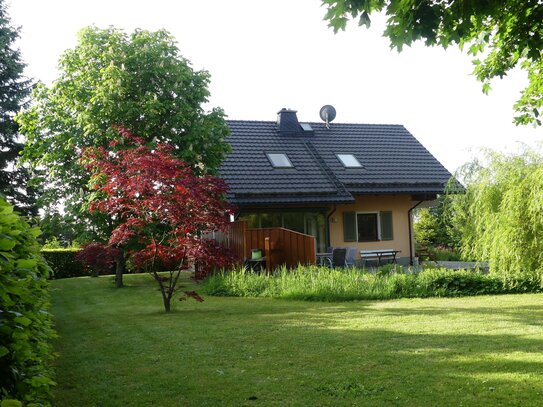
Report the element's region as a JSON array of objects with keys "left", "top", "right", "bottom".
[
  {"left": 81, "top": 126, "right": 233, "bottom": 309},
  {"left": 76, "top": 242, "right": 120, "bottom": 277},
  {"left": 193, "top": 238, "right": 240, "bottom": 280},
  {"left": 181, "top": 291, "right": 205, "bottom": 302}
]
